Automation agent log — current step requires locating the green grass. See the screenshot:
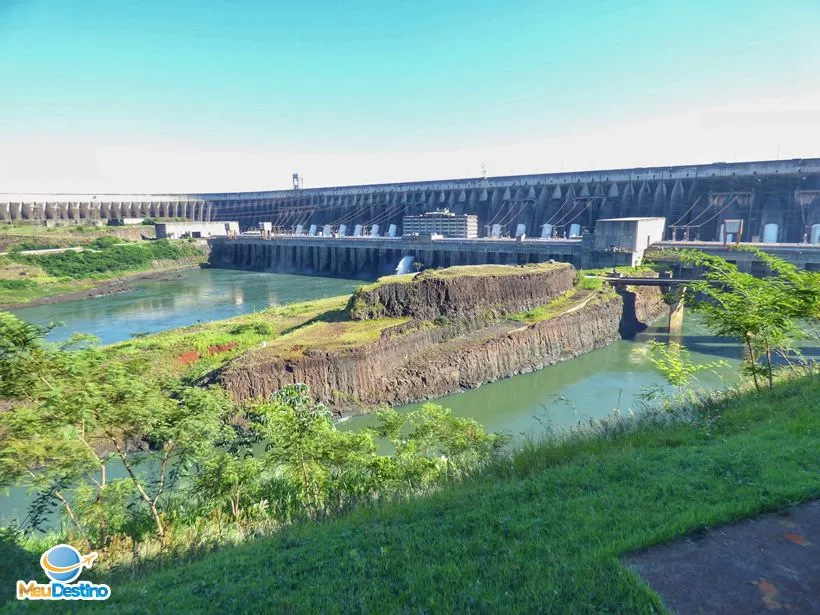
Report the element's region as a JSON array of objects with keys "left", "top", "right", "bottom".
[
  {"left": 359, "top": 262, "right": 570, "bottom": 292},
  {"left": 0, "top": 223, "right": 116, "bottom": 236},
  {"left": 11, "top": 239, "right": 203, "bottom": 279},
  {"left": 8, "top": 373, "right": 814, "bottom": 613},
  {"left": 509, "top": 285, "right": 616, "bottom": 324},
  {"left": 420, "top": 262, "right": 566, "bottom": 279},
  {"left": 580, "top": 265, "right": 656, "bottom": 277},
  {"left": 257, "top": 316, "right": 411, "bottom": 359},
  {"left": 0, "top": 223, "right": 133, "bottom": 253},
  {"left": 107, "top": 295, "right": 353, "bottom": 377}
]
